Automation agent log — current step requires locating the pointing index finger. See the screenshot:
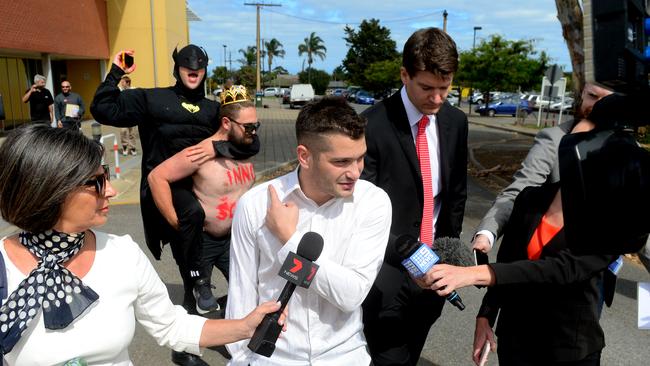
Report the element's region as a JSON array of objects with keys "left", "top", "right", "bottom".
[{"left": 268, "top": 184, "right": 281, "bottom": 207}]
